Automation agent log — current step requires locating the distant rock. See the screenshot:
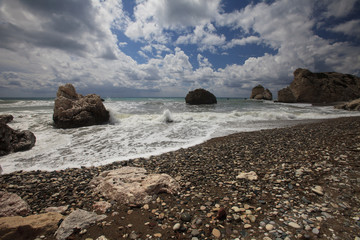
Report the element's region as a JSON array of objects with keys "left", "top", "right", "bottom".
[
  {"left": 0, "top": 191, "right": 31, "bottom": 217},
  {"left": 90, "top": 167, "right": 180, "bottom": 206},
  {"left": 53, "top": 84, "right": 110, "bottom": 128},
  {"left": 0, "top": 212, "right": 63, "bottom": 240},
  {"left": 185, "top": 88, "right": 217, "bottom": 105},
  {"left": 335, "top": 98, "right": 360, "bottom": 111},
  {"left": 278, "top": 68, "right": 360, "bottom": 103},
  {"left": 55, "top": 209, "right": 106, "bottom": 240},
  {"left": 0, "top": 115, "right": 36, "bottom": 156},
  {"left": 250, "top": 85, "right": 273, "bottom": 100}
]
